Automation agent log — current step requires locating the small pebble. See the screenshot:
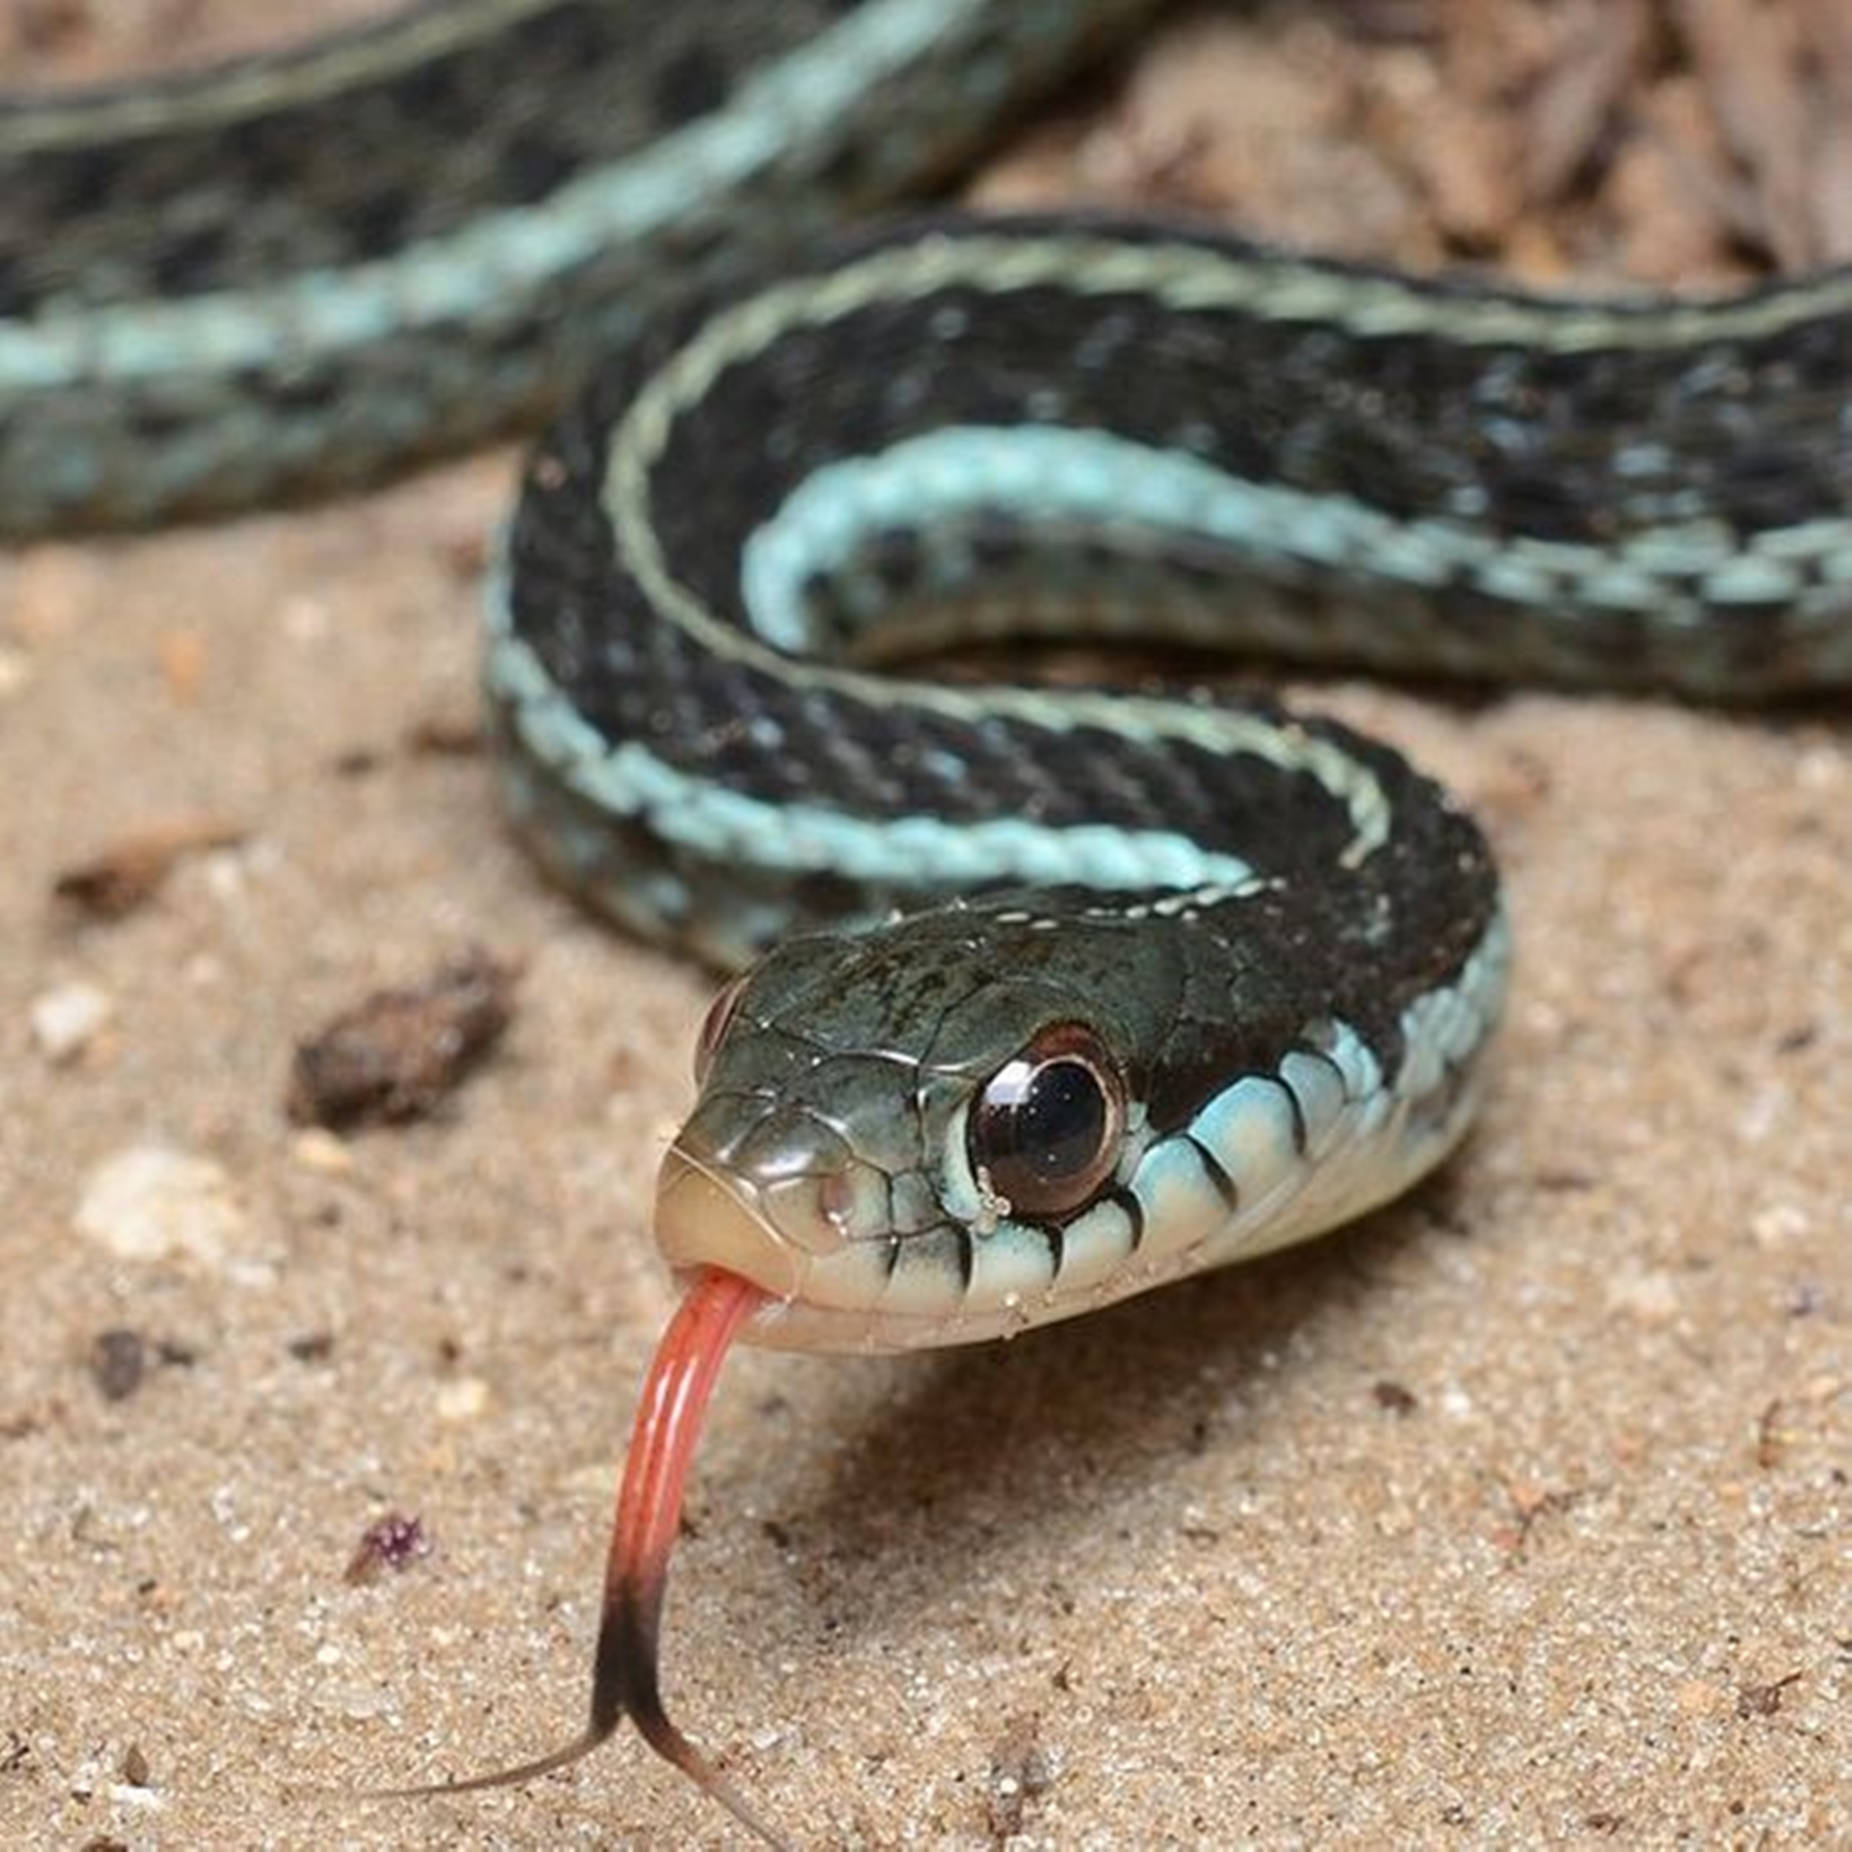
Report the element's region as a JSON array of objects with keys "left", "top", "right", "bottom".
[
  {"left": 73, "top": 1145, "right": 246, "bottom": 1268},
  {"left": 0, "top": 643, "right": 30, "bottom": 699},
  {"left": 53, "top": 820, "right": 246, "bottom": 920},
  {"left": 1750, "top": 1202, "right": 1809, "bottom": 1248},
  {"left": 344, "top": 1511, "right": 432, "bottom": 1585},
  {"left": 434, "top": 1376, "right": 489, "bottom": 1422},
  {"left": 286, "top": 948, "right": 518, "bottom": 1129},
  {"left": 1605, "top": 1267, "right": 1679, "bottom": 1324},
  {"left": 89, "top": 1330, "right": 146, "bottom": 1402},
  {"left": 289, "top": 1127, "right": 355, "bottom": 1175},
  {"left": 29, "top": 979, "right": 112, "bottom": 1063}
]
